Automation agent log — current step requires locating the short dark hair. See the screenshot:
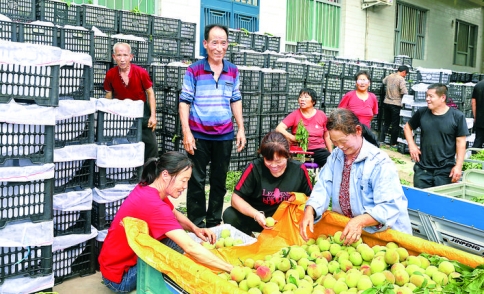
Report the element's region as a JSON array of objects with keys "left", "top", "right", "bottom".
[
  {"left": 398, "top": 65, "right": 409, "bottom": 74},
  {"left": 140, "top": 151, "right": 193, "bottom": 186},
  {"left": 427, "top": 83, "right": 448, "bottom": 97},
  {"left": 204, "top": 24, "right": 229, "bottom": 41},
  {"left": 327, "top": 108, "right": 379, "bottom": 147},
  {"left": 354, "top": 70, "right": 371, "bottom": 82},
  {"left": 299, "top": 88, "right": 317, "bottom": 106},
  {"left": 258, "top": 131, "right": 291, "bottom": 160}
]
